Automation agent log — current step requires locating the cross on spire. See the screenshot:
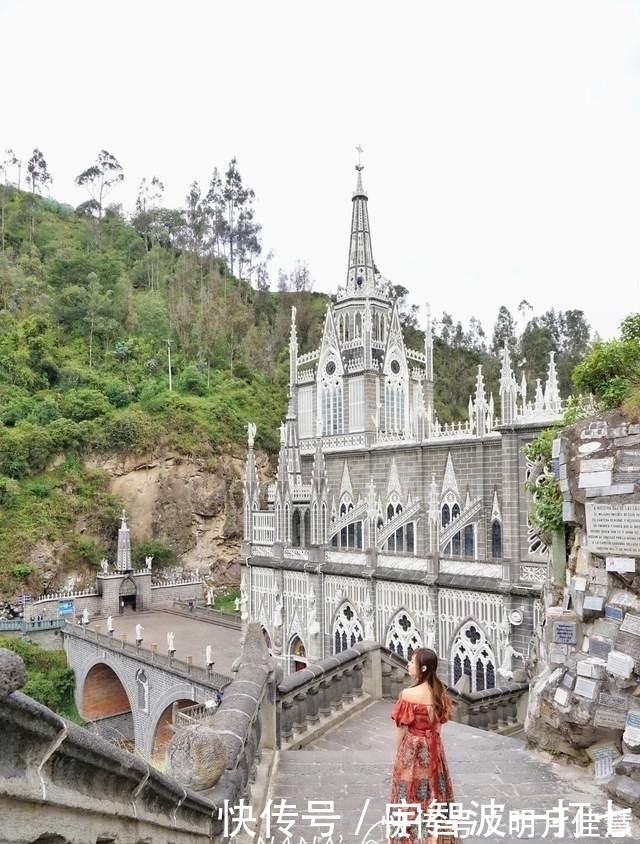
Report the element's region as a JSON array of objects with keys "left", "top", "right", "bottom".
[{"left": 355, "top": 144, "right": 364, "bottom": 170}]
